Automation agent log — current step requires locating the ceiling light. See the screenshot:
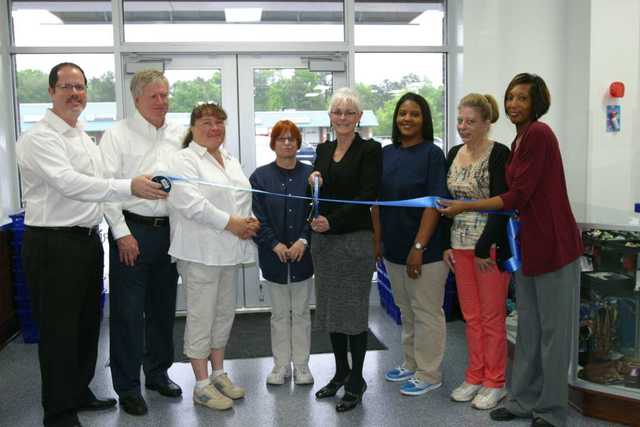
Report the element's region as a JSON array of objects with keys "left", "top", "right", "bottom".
[{"left": 225, "top": 8, "right": 262, "bottom": 23}]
